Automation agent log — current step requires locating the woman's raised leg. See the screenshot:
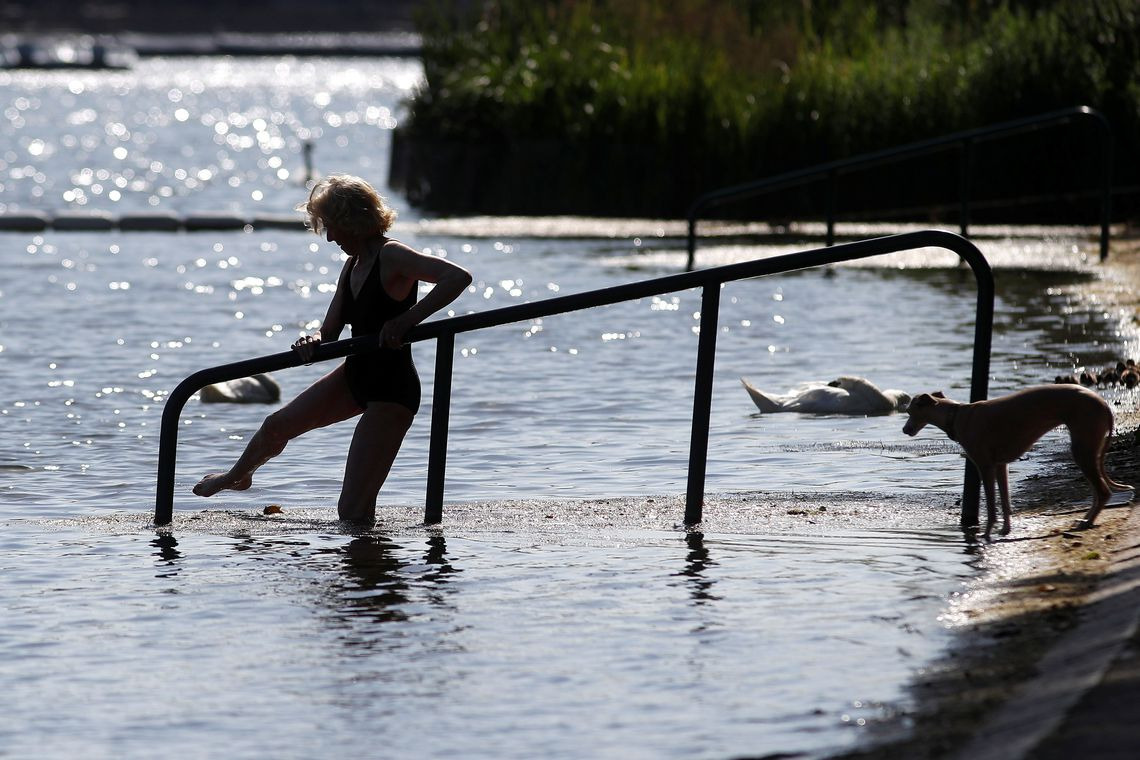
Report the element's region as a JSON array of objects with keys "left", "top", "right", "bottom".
[{"left": 193, "top": 364, "right": 362, "bottom": 497}]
